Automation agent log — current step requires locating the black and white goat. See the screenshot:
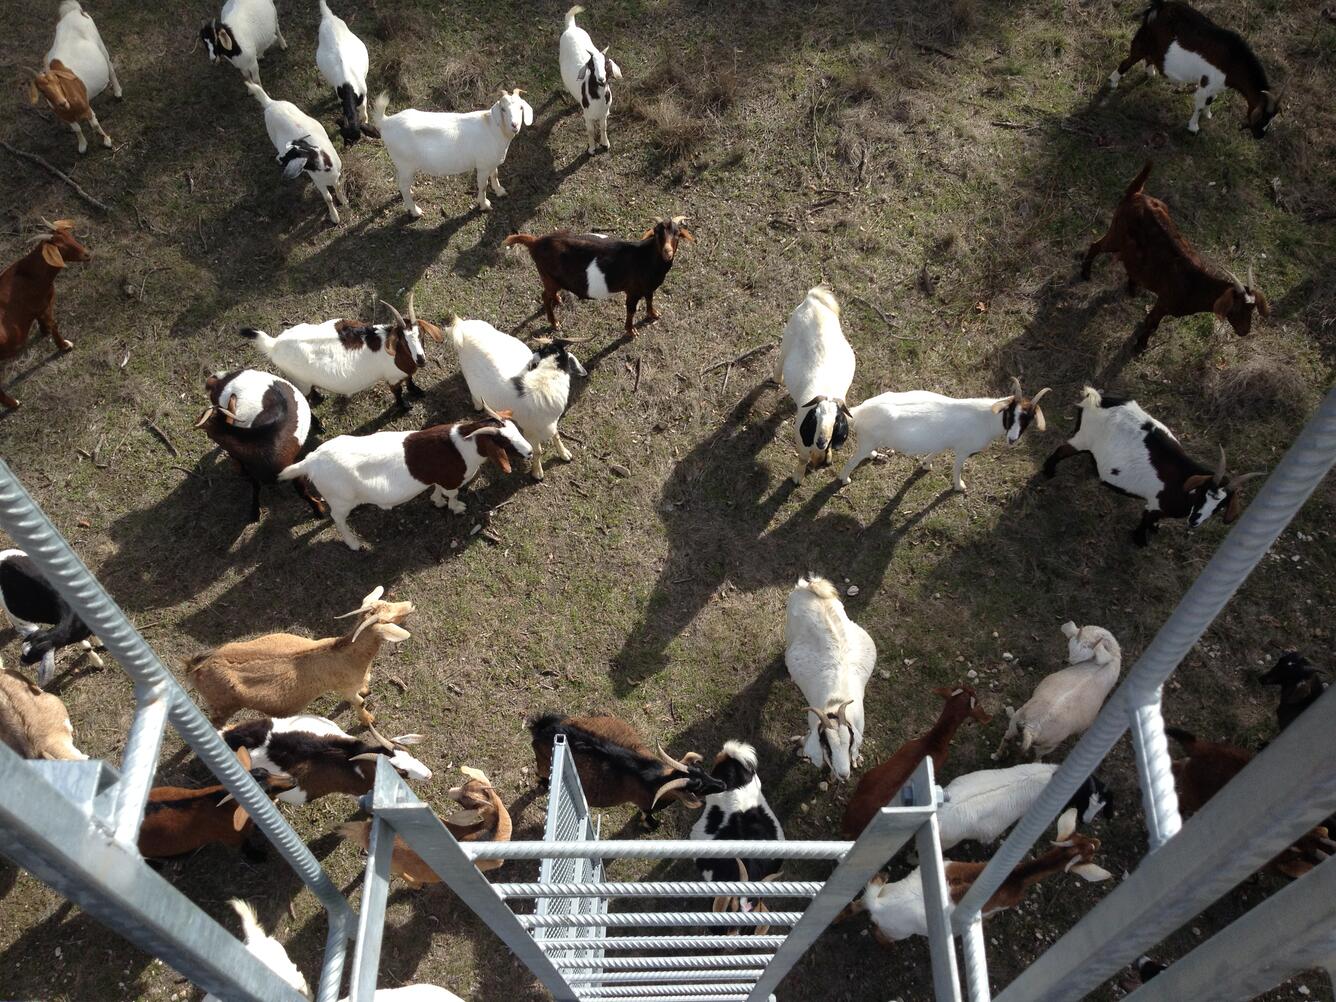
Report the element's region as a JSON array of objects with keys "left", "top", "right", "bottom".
[
  {"left": 0, "top": 549, "right": 102, "bottom": 687},
  {"left": 690, "top": 741, "right": 785, "bottom": 925},
  {"left": 559, "top": 5, "right": 622, "bottom": 155},
  {"left": 774, "top": 287, "right": 854, "bottom": 485},
  {"left": 1259, "top": 652, "right": 1327, "bottom": 732},
  {"left": 241, "top": 295, "right": 443, "bottom": 409},
  {"left": 201, "top": 0, "right": 285, "bottom": 87},
  {"left": 221, "top": 714, "right": 430, "bottom": 804},
  {"left": 316, "top": 0, "right": 377, "bottom": 147},
  {"left": 195, "top": 369, "right": 324, "bottom": 524},
  {"left": 245, "top": 82, "right": 345, "bottom": 224},
  {"left": 1042, "top": 387, "right": 1263, "bottom": 546},
  {"left": 1107, "top": 0, "right": 1280, "bottom": 137}
]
